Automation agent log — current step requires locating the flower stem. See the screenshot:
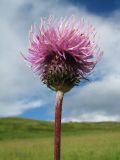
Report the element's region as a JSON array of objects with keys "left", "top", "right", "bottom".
[{"left": 54, "top": 90, "right": 64, "bottom": 160}]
